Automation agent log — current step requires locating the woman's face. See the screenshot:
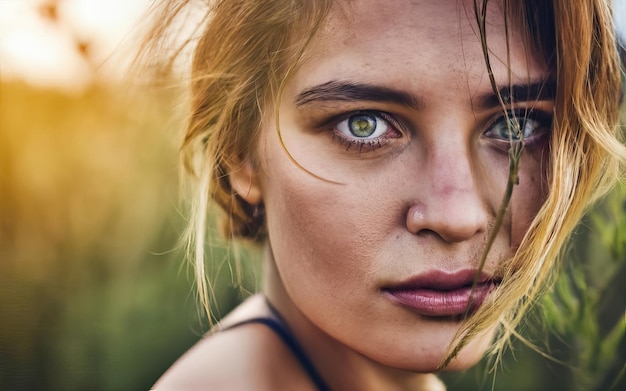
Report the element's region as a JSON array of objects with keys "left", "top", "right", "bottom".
[{"left": 242, "top": 0, "right": 552, "bottom": 373}]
